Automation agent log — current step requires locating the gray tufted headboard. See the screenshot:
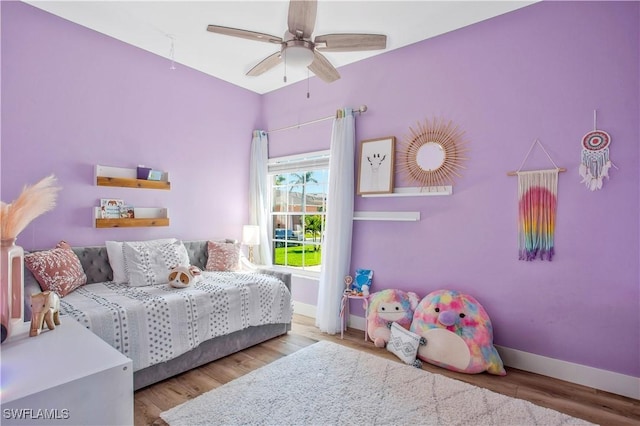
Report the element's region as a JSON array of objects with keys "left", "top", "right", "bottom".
[
  {"left": 22, "top": 240, "right": 289, "bottom": 321},
  {"left": 70, "top": 245, "right": 113, "bottom": 283}
]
